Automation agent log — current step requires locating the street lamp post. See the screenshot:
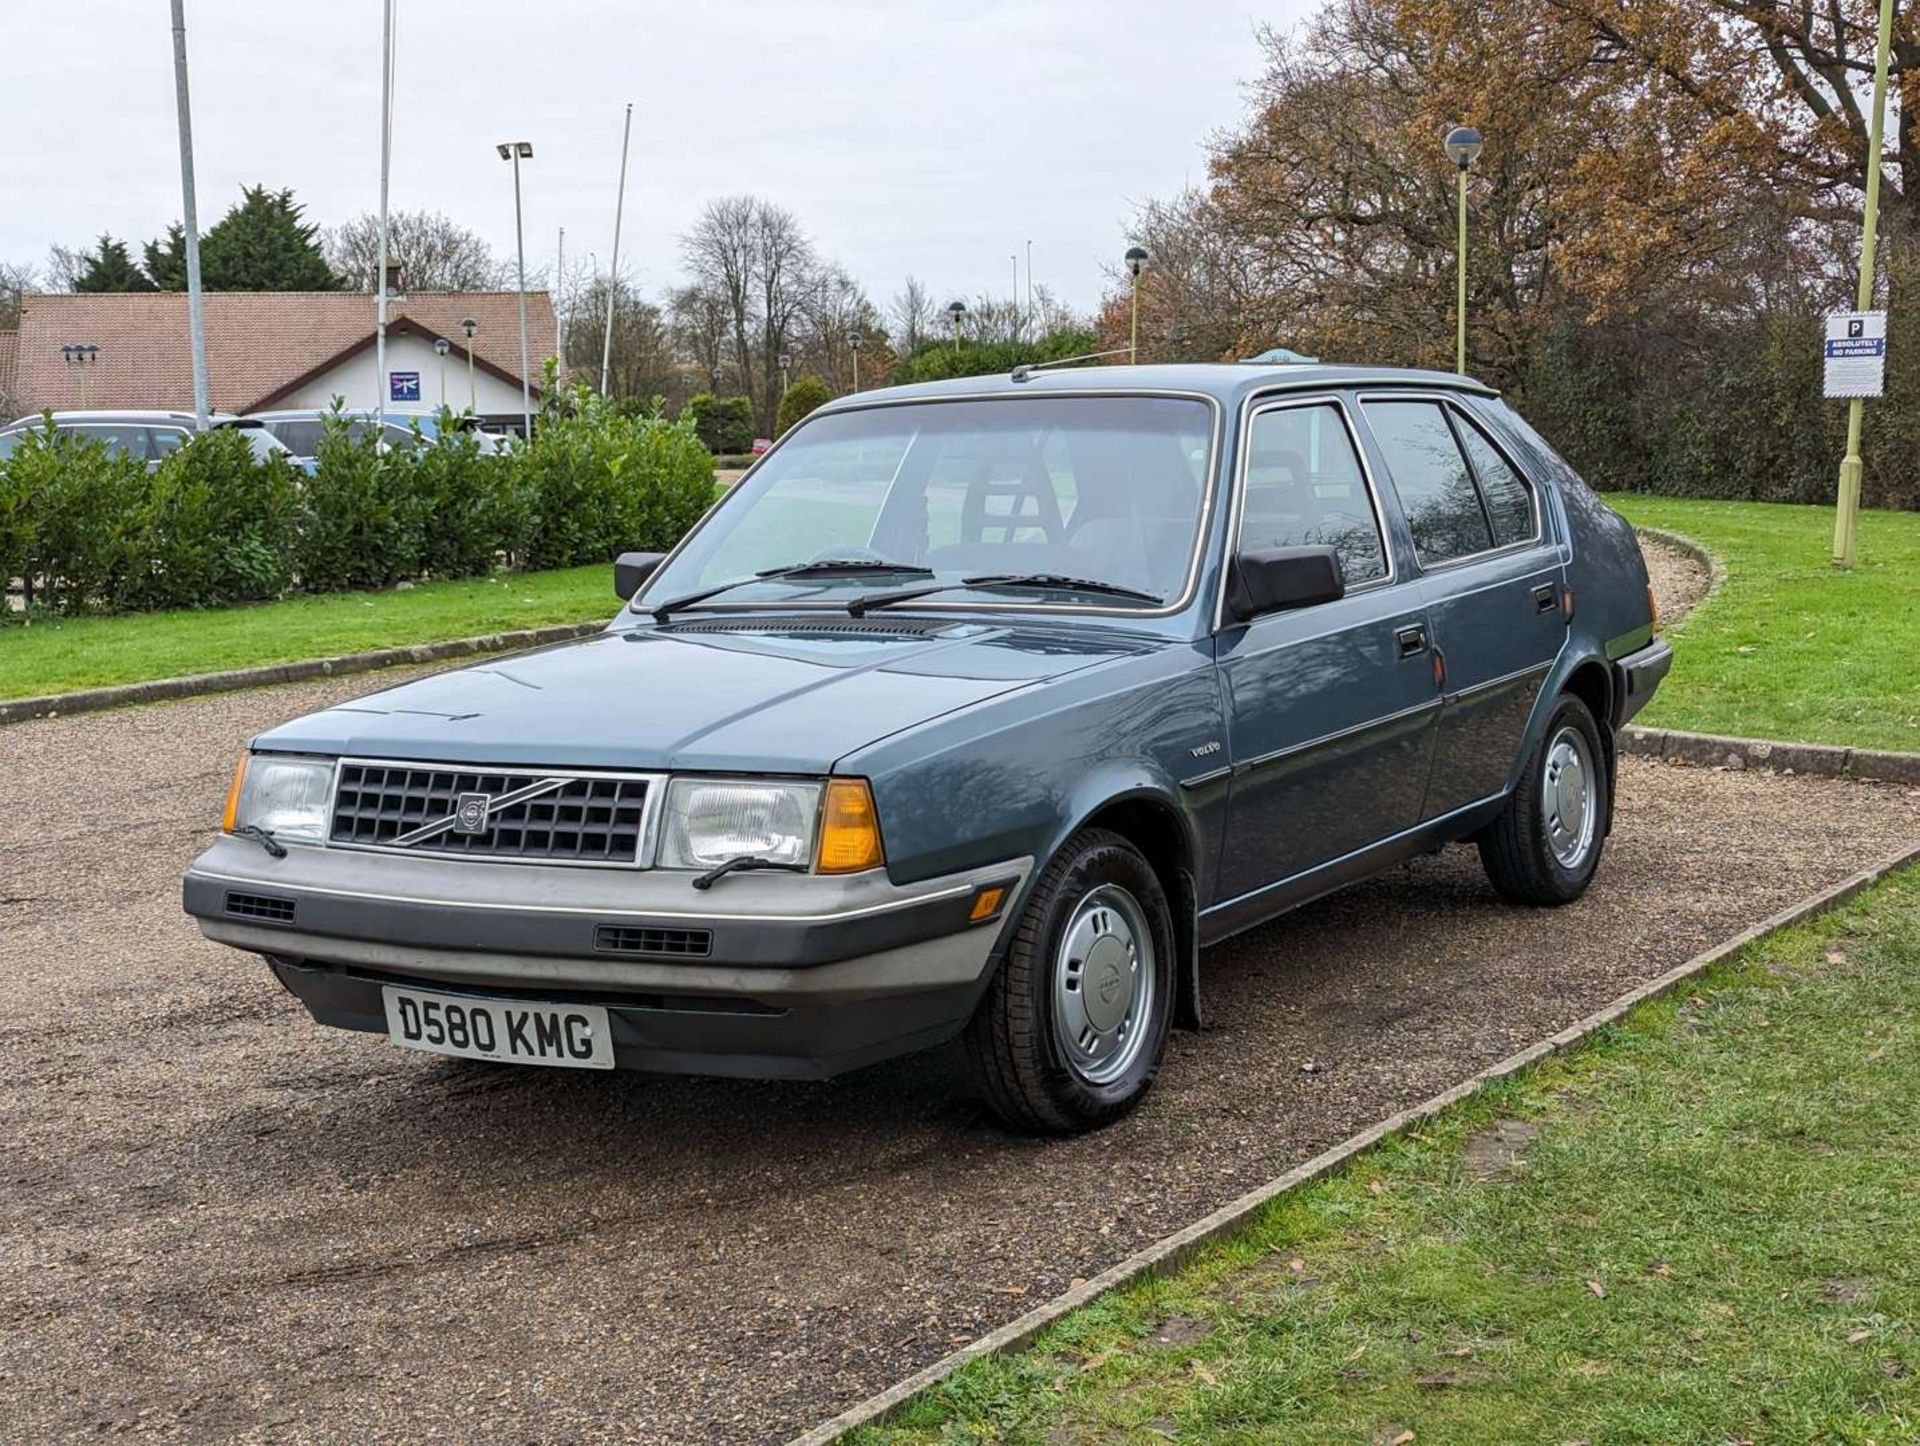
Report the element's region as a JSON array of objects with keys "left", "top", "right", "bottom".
[
  {"left": 1832, "top": 0, "right": 1897, "bottom": 569},
  {"left": 946, "top": 300, "right": 966, "bottom": 368},
  {"left": 63, "top": 343, "right": 99, "bottom": 407},
  {"left": 496, "top": 140, "right": 534, "bottom": 438},
  {"left": 434, "top": 337, "right": 451, "bottom": 409},
  {"left": 1124, "top": 247, "right": 1149, "bottom": 364},
  {"left": 460, "top": 317, "right": 477, "bottom": 413},
  {"left": 1444, "top": 126, "right": 1484, "bottom": 376},
  {"left": 168, "top": 0, "right": 209, "bottom": 430},
  {"left": 848, "top": 331, "right": 862, "bottom": 392},
  {"left": 374, "top": 0, "right": 396, "bottom": 432},
  {"left": 777, "top": 351, "right": 792, "bottom": 397}
]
